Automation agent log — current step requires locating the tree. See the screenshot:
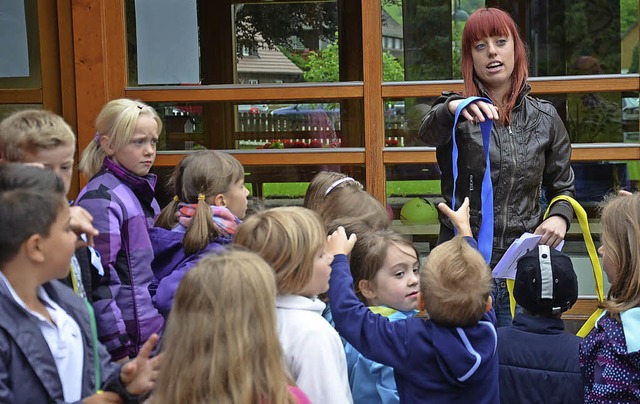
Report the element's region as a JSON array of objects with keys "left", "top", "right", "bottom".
[{"left": 304, "top": 34, "right": 404, "bottom": 82}]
